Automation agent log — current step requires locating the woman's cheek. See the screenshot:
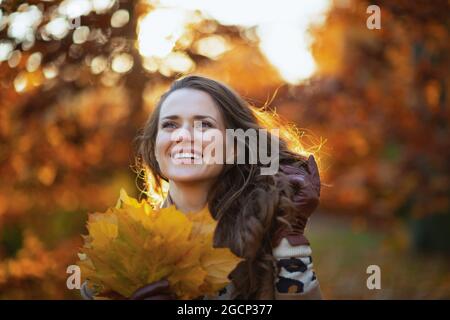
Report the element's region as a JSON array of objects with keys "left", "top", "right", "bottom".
[{"left": 155, "top": 133, "right": 171, "bottom": 168}]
